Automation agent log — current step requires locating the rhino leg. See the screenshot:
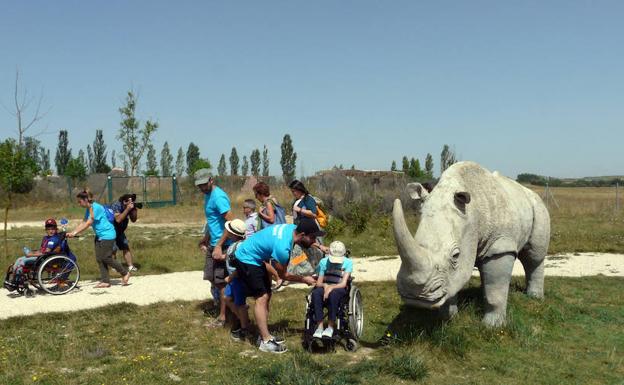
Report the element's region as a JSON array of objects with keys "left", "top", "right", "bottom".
[
  {"left": 478, "top": 253, "right": 515, "bottom": 327},
  {"left": 518, "top": 249, "right": 545, "bottom": 298}
]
